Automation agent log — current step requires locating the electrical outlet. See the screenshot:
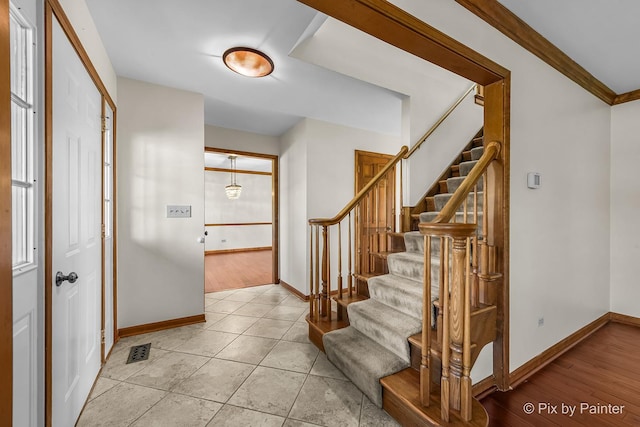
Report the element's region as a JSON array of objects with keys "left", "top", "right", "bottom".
[
  {"left": 538, "top": 317, "right": 544, "bottom": 327},
  {"left": 221, "top": 239, "right": 226, "bottom": 243},
  {"left": 166, "top": 205, "right": 191, "bottom": 218}
]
